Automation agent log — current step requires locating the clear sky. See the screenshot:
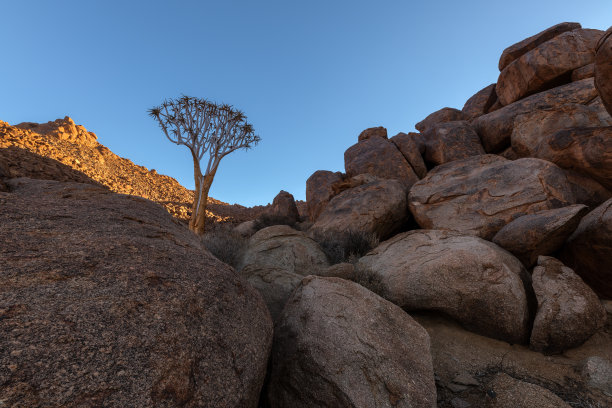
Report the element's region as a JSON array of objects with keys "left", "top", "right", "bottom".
[{"left": 1, "top": 1, "right": 610, "bottom": 206}]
